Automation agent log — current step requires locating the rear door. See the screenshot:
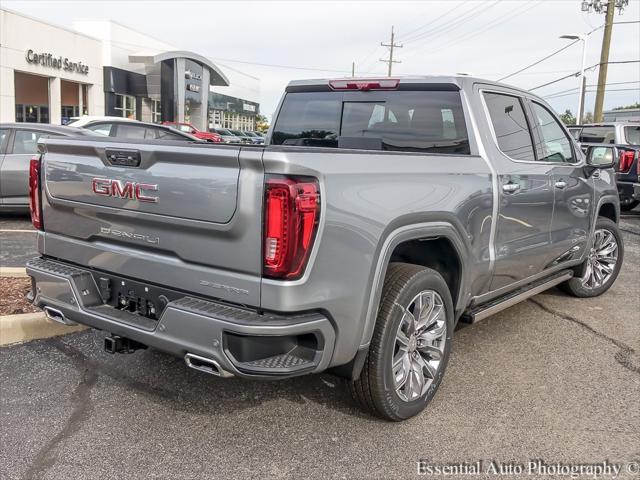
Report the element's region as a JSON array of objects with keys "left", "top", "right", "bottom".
[
  {"left": 481, "top": 90, "right": 555, "bottom": 291},
  {"left": 40, "top": 137, "right": 265, "bottom": 306},
  {"left": 528, "top": 100, "right": 593, "bottom": 266}
]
